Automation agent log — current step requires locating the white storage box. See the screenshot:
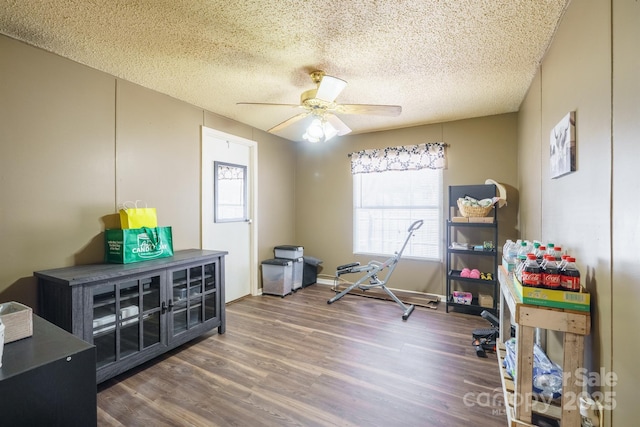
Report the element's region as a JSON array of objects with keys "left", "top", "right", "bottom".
[
  {"left": 289, "top": 257, "right": 303, "bottom": 291},
  {"left": 274, "top": 245, "right": 304, "bottom": 259},
  {"left": 0, "top": 301, "right": 33, "bottom": 343},
  {"left": 261, "top": 259, "right": 293, "bottom": 297}
]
